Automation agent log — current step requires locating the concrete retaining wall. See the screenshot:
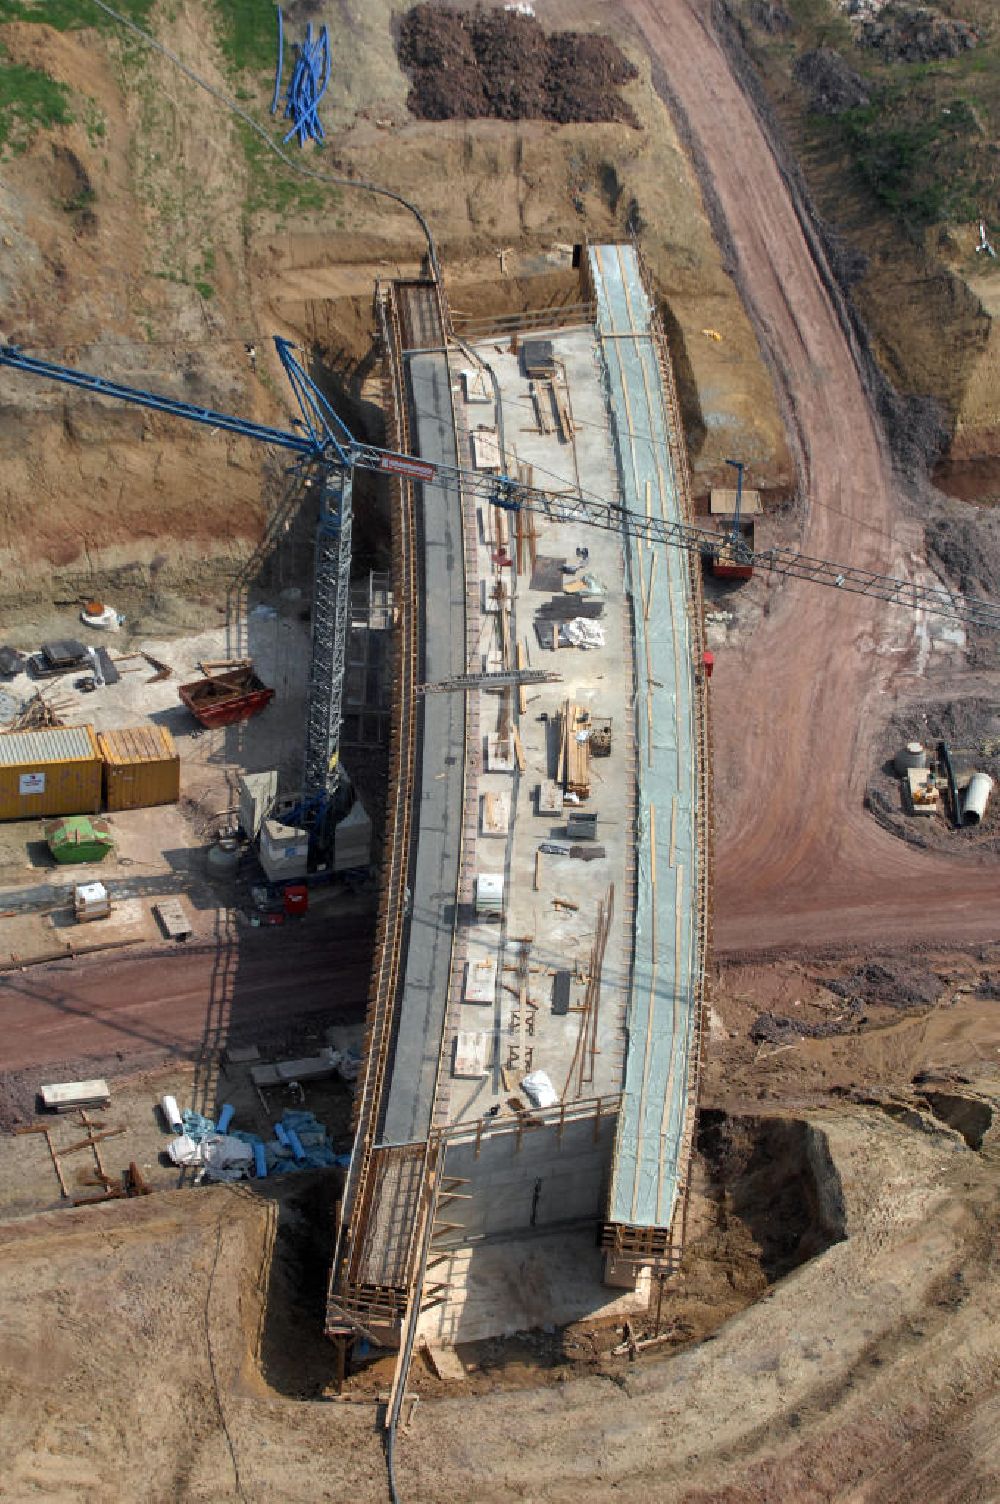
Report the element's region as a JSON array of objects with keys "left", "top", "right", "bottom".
[{"left": 440, "top": 1112, "right": 617, "bottom": 1240}]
